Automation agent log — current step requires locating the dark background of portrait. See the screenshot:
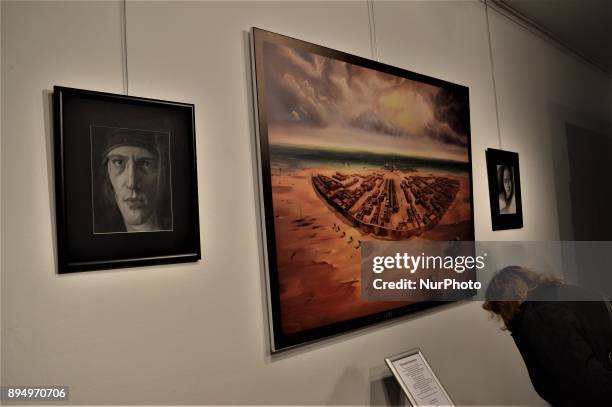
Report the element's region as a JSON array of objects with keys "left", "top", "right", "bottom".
[
  {"left": 54, "top": 87, "right": 200, "bottom": 272},
  {"left": 486, "top": 148, "right": 523, "bottom": 230},
  {"left": 90, "top": 126, "right": 172, "bottom": 234}
]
